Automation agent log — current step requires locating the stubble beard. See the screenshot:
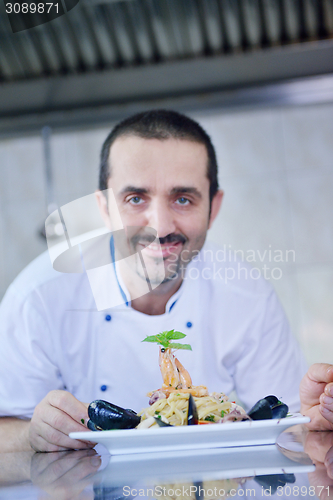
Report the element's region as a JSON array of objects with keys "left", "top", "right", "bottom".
[
  {"left": 134, "top": 247, "right": 195, "bottom": 286},
  {"left": 127, "top": 232, "right": 188, "bottom": 286},
  {"left": 132, "top": 252, "right": 180, "bottom": 286}
]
